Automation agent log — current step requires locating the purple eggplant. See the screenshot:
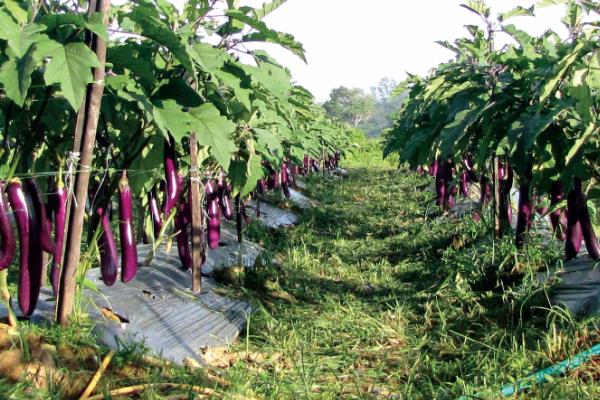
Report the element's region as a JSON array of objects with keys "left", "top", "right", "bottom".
[
  {"left": 570, "top": 178, "right": 600, "bottom": 259},
  {"left": 435, "top": 159, "right": 453, "bottom": 209},
  {"left": 175, "top": 200, "right": 192, "bottom": 270},
  {"left": 429, "top": 160, "right": 439, "bottom": 177},
  {"left": 219, "top": 187, "right": 233, "bottom": 221},
  {"left": 447, "top": 185, "right": 457, "bottom": 209},
  {"left": 206, "top": 183, "right": 221, "bottom": 250},
  {"left": 148, "top": 186, "right": 162, "bottom": 240},
  {"left": 515, "top": 183, "right": 533, "bottom": 247},
  {"left": 118, "top": 172, "right": 137, "bottom": 283},
  {"left": 566, "top": 181, "right": 584, "bottom": 260},
  {"left": 97, "top": 205, "right": 118, "bottom": 286},
  {"left": 24, "top": 179, "right": 55, "bottom": 254},
  {"left": 257, "top": 179, "right": 267, "bottom": 194},
  {"left": 163, "top": 136, "right": 179, "bottom": 219},
  {"left": 280, "top": 163, "right": 288, "bottom": 185},
  {"left": 50, "top": 180, "right": 67, "bottom": 296},
  {"left": 459, "top": 171, "right": 469, "bottom": 197},
  {"left": 0, "top": 182, "right": 16, "bottom": 271},
  {"left": 7, "top": 179, "right": 43, "bottom": 316},
  {"left": 549, "top": 180, "right": 567, "bottom": 241}
]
